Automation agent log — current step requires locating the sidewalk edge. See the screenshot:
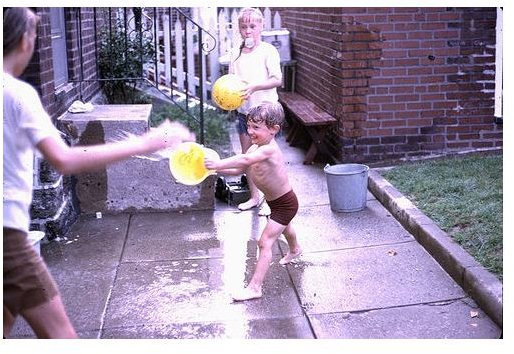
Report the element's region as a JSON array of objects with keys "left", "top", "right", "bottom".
[{"left": 367, "top": 169, "right": 503, "bottom": 328}]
